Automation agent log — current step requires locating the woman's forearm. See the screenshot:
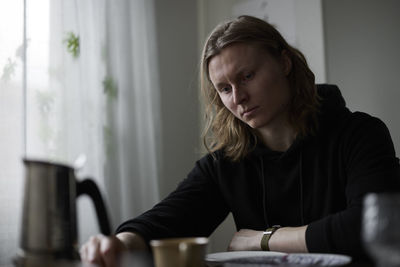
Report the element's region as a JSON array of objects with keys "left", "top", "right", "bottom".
[
  {"left": 268, "top": 225, "right": 308, "bottom": 253},
  {"left": 228, "top": 226, "right": 308, "bottom": 253}
]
